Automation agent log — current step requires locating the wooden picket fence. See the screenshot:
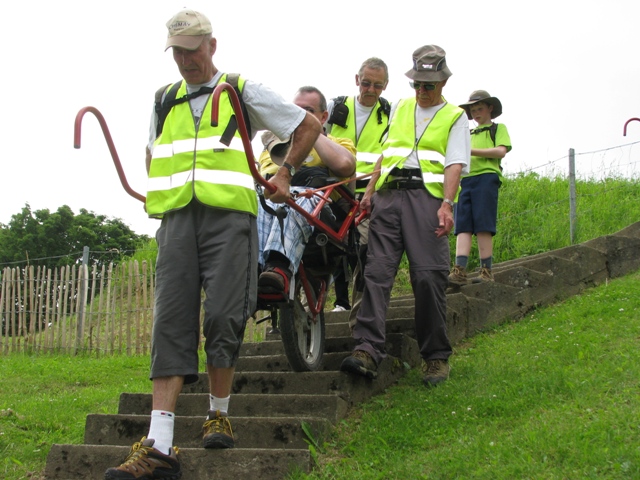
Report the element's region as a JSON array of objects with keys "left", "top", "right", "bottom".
[{"left": 0, "top": 262, "right": 268, "bottom": 356}]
